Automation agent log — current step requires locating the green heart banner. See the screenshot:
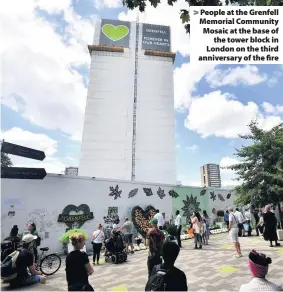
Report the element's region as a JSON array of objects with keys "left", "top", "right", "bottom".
[
  {"left": 102, "top": 24, "right": 129, "bottom": 41},
  {"left": 99, "top": 19, "right": 130, "bottom": 48}
]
